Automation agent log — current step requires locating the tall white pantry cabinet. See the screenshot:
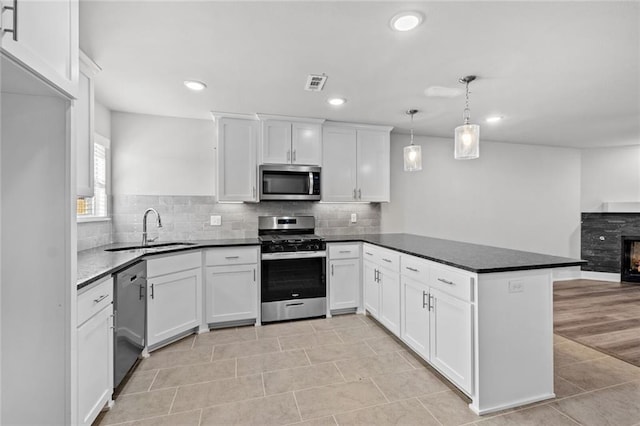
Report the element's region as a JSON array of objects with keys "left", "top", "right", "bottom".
[{"left": 1, "top": 0, "right": 79, "bottom": 423}]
